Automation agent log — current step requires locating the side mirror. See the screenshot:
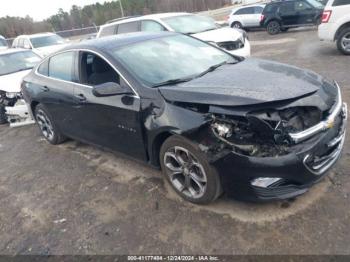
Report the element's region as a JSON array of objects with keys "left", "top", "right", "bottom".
[{"left": 92, "top": 82, "right": 132, "bottom": 97}]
